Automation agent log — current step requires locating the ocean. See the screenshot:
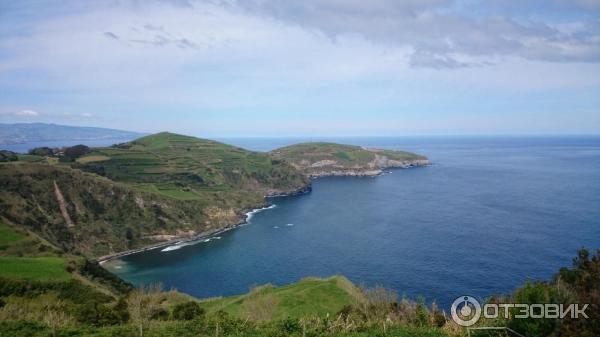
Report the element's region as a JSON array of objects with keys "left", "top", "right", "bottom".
[{"left": 97, "top": 136, "right": 599, "bottom": 310}]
